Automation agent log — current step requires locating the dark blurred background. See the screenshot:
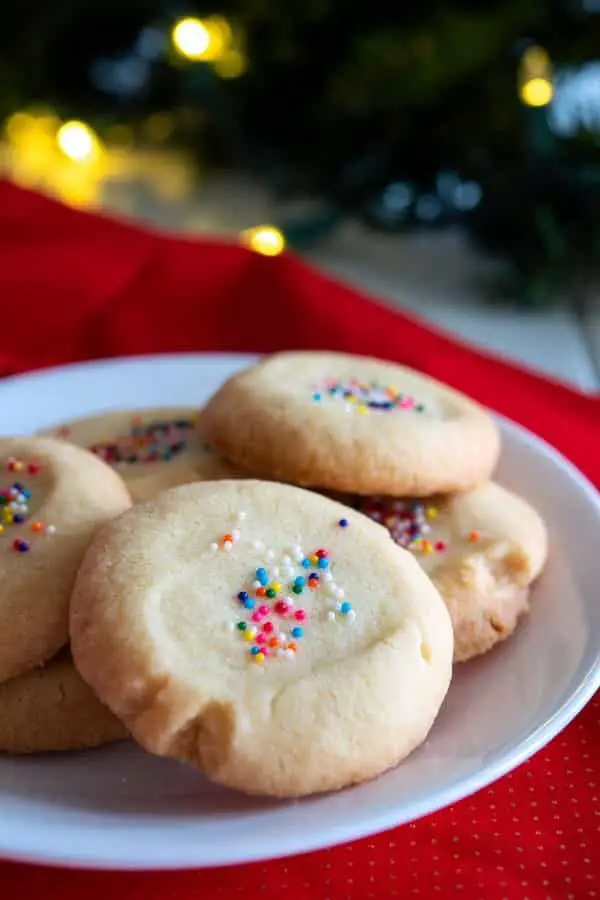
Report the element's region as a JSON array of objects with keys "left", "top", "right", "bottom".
[{"left": 2, "top": 1, "right": 600, "bottom": 305}]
